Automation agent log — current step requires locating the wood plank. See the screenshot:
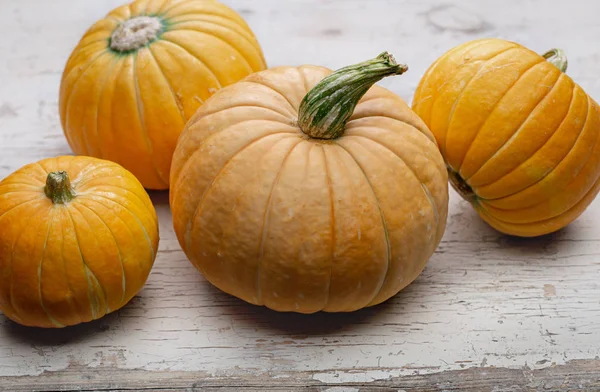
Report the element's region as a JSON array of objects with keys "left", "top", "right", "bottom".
[
  {"left": 2, "top": 359, "right": 600, "bottom": 391},
  {"left": 2, "top": 0, "right": 600, "bottom": 390}
]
